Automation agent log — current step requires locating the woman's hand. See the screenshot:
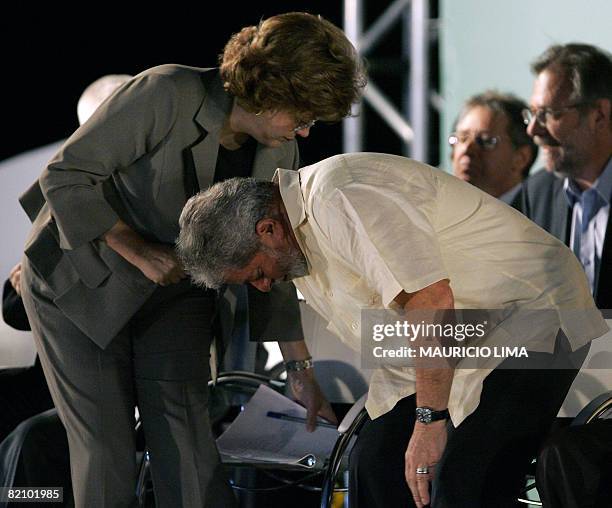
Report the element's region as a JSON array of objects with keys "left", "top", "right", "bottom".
[{"left": 102, "top": 220, "right": 186, "bottom": 285}]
